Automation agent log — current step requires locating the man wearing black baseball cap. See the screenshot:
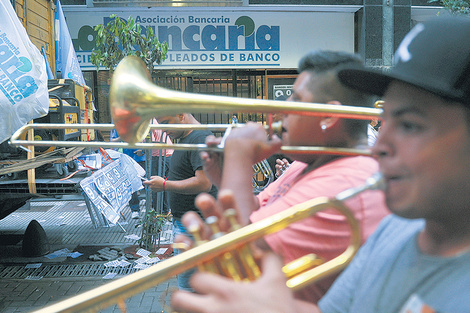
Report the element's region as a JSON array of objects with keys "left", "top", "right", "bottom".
[
  {"left": 171, "top": 16, "right": 470, "bottom": 313},
  {"left": 338, "top": 17, "right": 470, "bottom": 106},
  {"left": 320, "top": 16, "right": 470, "bottom": 313}
]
